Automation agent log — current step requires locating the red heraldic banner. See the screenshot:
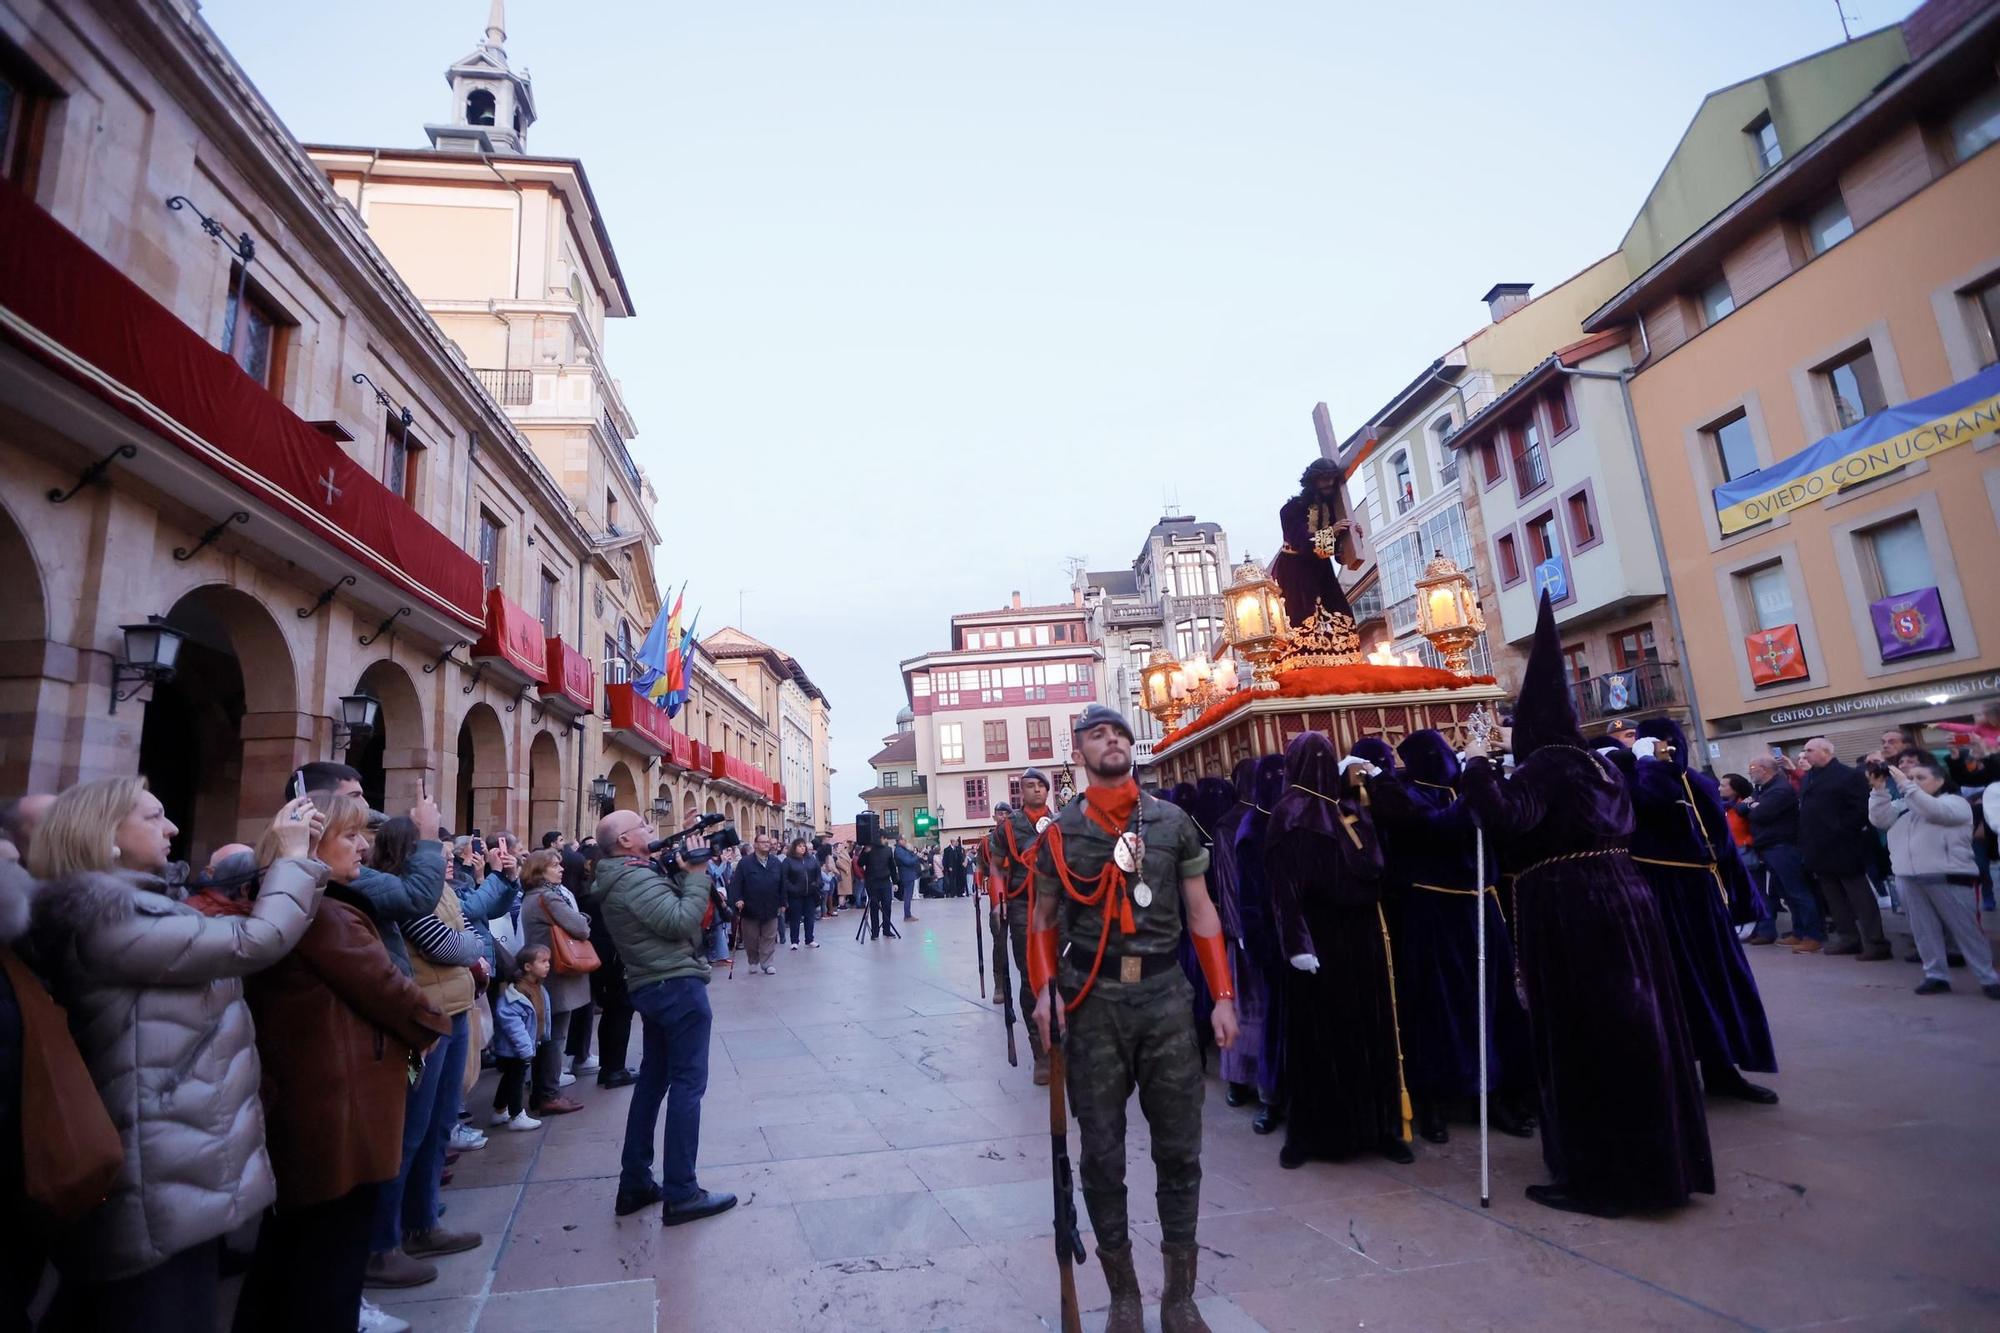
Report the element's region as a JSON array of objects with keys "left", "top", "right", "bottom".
[
  {"left": 606, "top": 683, "right": 673, "bottom": 752},
  {"left": 543, "top": 637, "right": 594, "bottom": 711},
  {"left": 471, "top": 589, "right": 550, "bottom": 683},
  {"left": 1745, "top": 625, "right": 1810, "bottom": 686}
]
